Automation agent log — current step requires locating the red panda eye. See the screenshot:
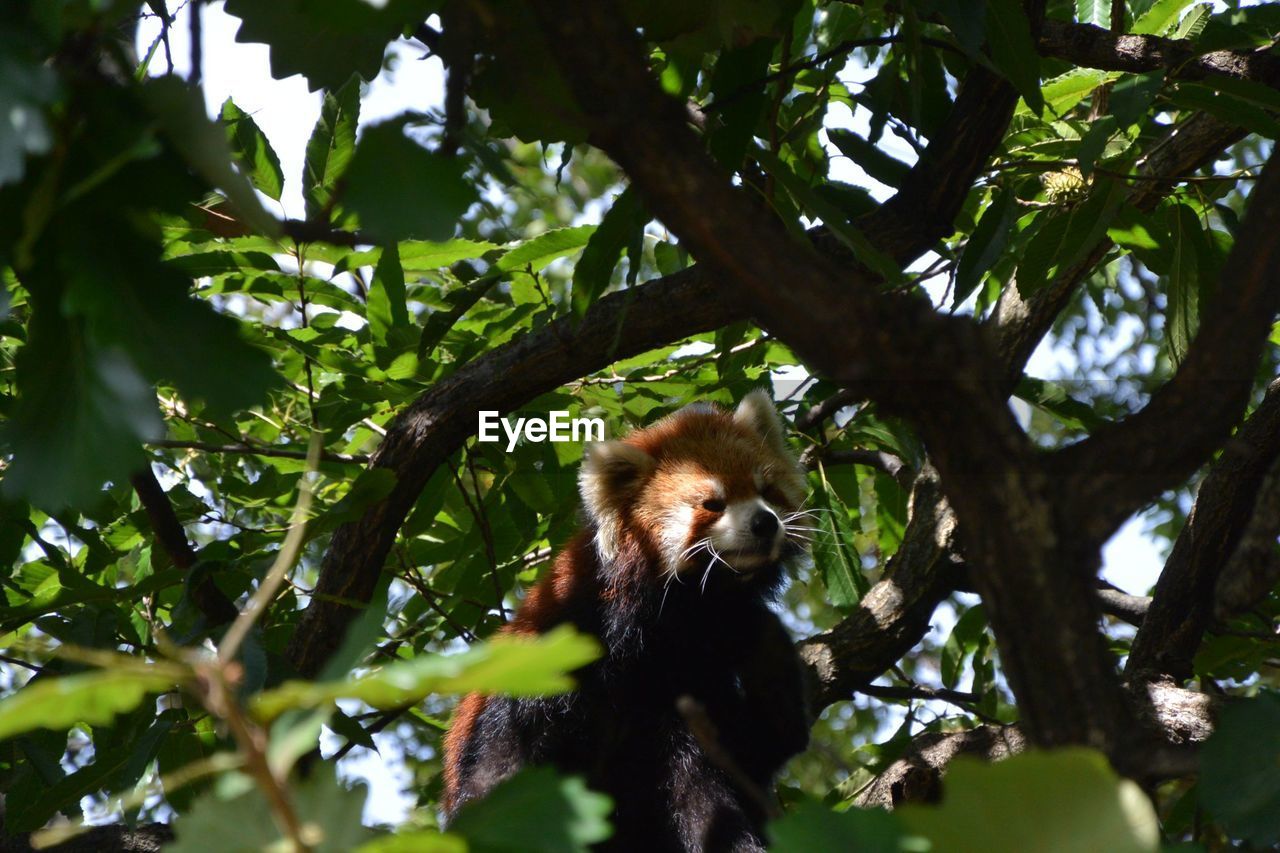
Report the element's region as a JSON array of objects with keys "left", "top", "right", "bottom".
[
  {"left": 701, "top": 498, "right": 726, "bottom": 513},
  {"left": 762, "top": 485, "right": 787, "bottom": 506}
]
